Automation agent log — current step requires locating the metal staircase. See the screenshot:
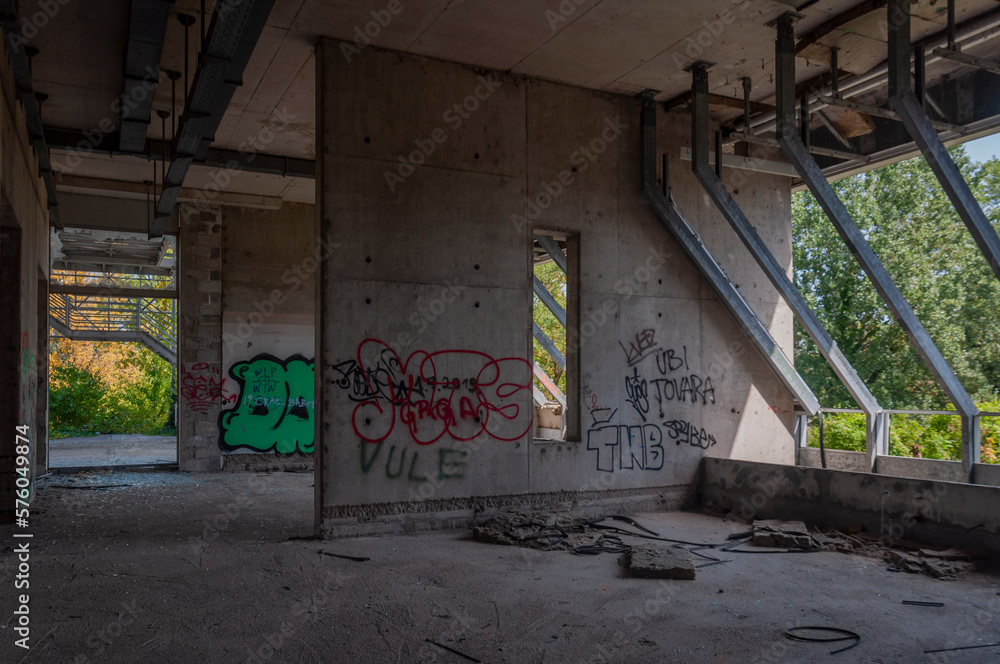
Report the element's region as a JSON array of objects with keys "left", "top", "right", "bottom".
[{"left": 49, "top": 291, "right": 177, "bottom": 365}]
